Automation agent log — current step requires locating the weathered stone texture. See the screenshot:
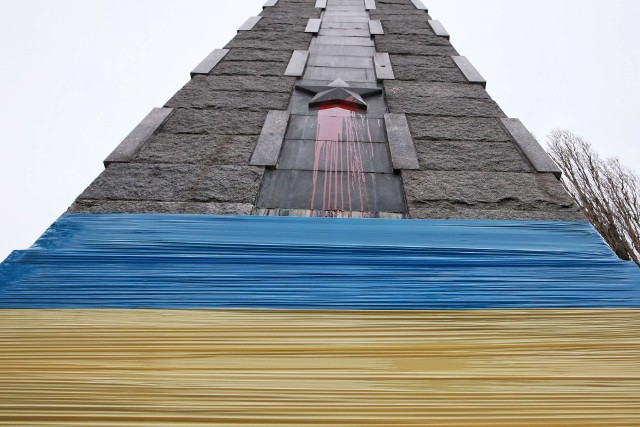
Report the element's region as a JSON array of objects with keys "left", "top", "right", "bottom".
[
  {"left": 161, "top": 109, "right": 267, "bottom": 136},
  {"left": 78, "top": 164, "right": 263, "bottom": 204},
  {"left": 225, "top": 31, "right": 312, "bottom": 51},
  {"left": 166, "top": 89, "right": 290, "bottom": 111},
  {"left": 211, "top": 61, "right": 288, "bottom": 76},
  {"left": 414, "top": 140, "right": 533, "bottom": 173},
  {"left": 224, "top": 48, "right": 293, "bottom": 63},
  {"left": 406, "top": 116, "right": 512, "bottom": 141},
  {"left": 375, "top": 40, "right": 457, "bottom": 56},
  {"left": 388, "top": 55, "right": 466, "bottom": 82},
  {"left": 408, "top": 206, "right": 585, "bottom": 221},
  {"left": 169, "top": 75, "right": 296, "bottom": 94},
  {"left": 403, "top": 170, "right": 582, "bottom": 218},
  {"left": 136, "top": 134, "right": 257, "bottom": 166},
  {"left": 68, "top": 200, "right": 254, "bottom": 215}
]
